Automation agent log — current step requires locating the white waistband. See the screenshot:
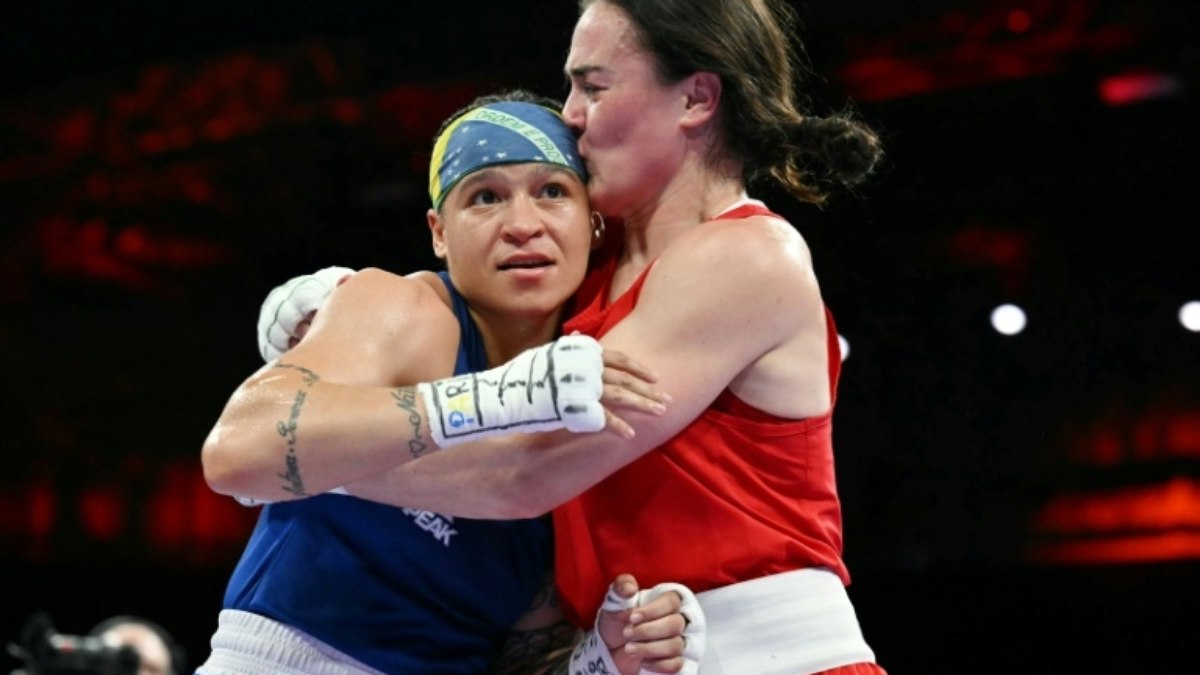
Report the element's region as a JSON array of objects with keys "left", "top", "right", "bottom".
[
  {"left": 196, "top": 610, "right": 385, "bottom": 675},
  {"left": 696, "top": 568, "right": 876, "bottom": 675}
]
